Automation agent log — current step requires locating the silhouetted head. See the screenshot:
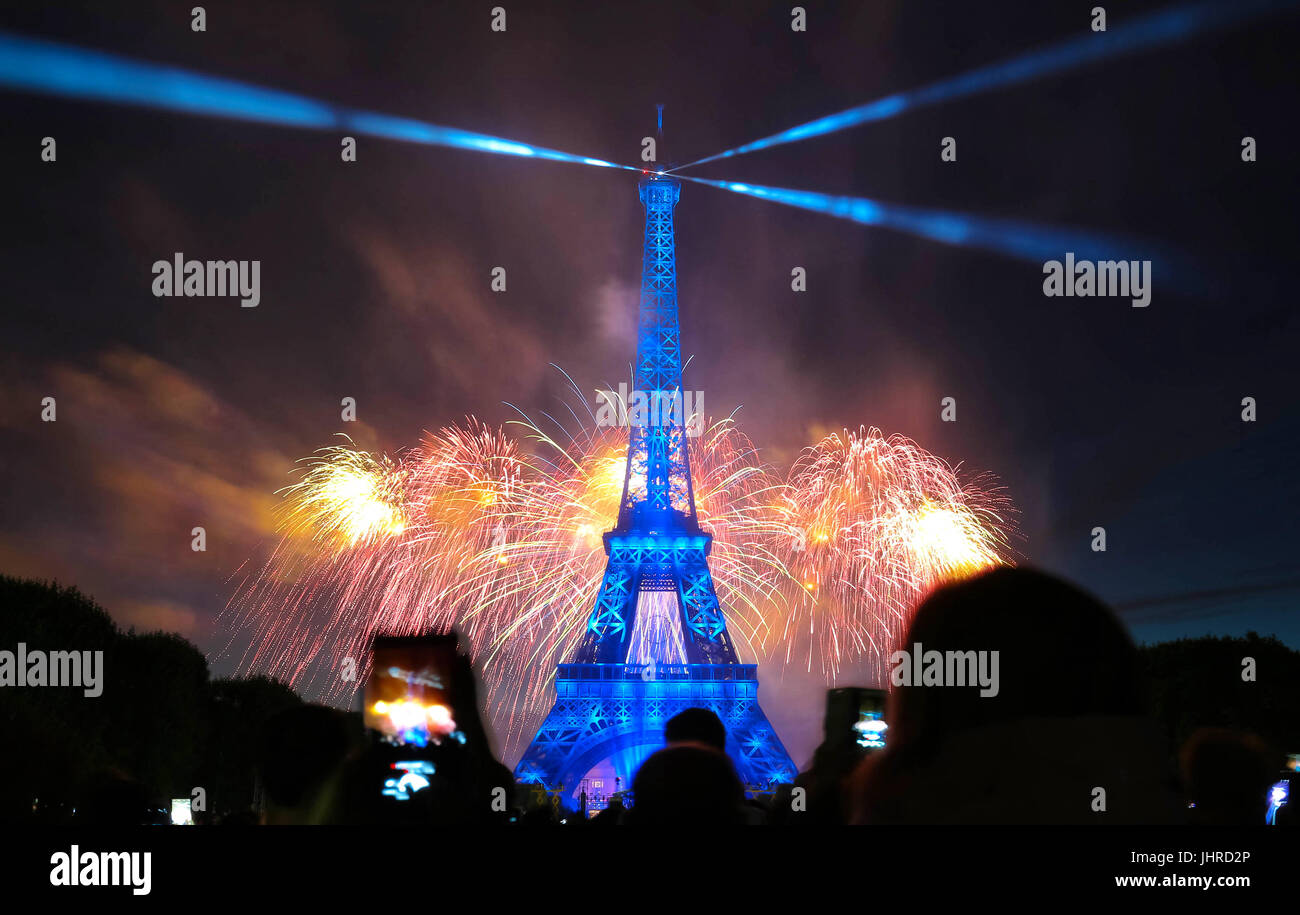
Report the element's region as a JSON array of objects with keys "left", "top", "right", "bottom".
[
  {"left": 849, "top": 567, "right": 1183, "bottom": 824},
  {"left": 665, "top": 707, "right": 727, "bottom": 751},
  {"left": 888, "top": 566, "right": 1144, "bottom": 755},
  {"left": 628, "top": 745, "right": 745, "bottom": 826},
  {"left": 1181, "top": 728, "right": 1276, "bottom": 824}
]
